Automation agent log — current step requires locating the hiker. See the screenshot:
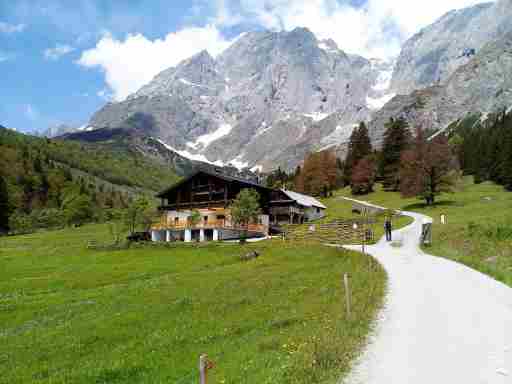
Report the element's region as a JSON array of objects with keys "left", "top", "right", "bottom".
[{"left": 384, "top": 217, "right": 392, "bottom": 241}]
